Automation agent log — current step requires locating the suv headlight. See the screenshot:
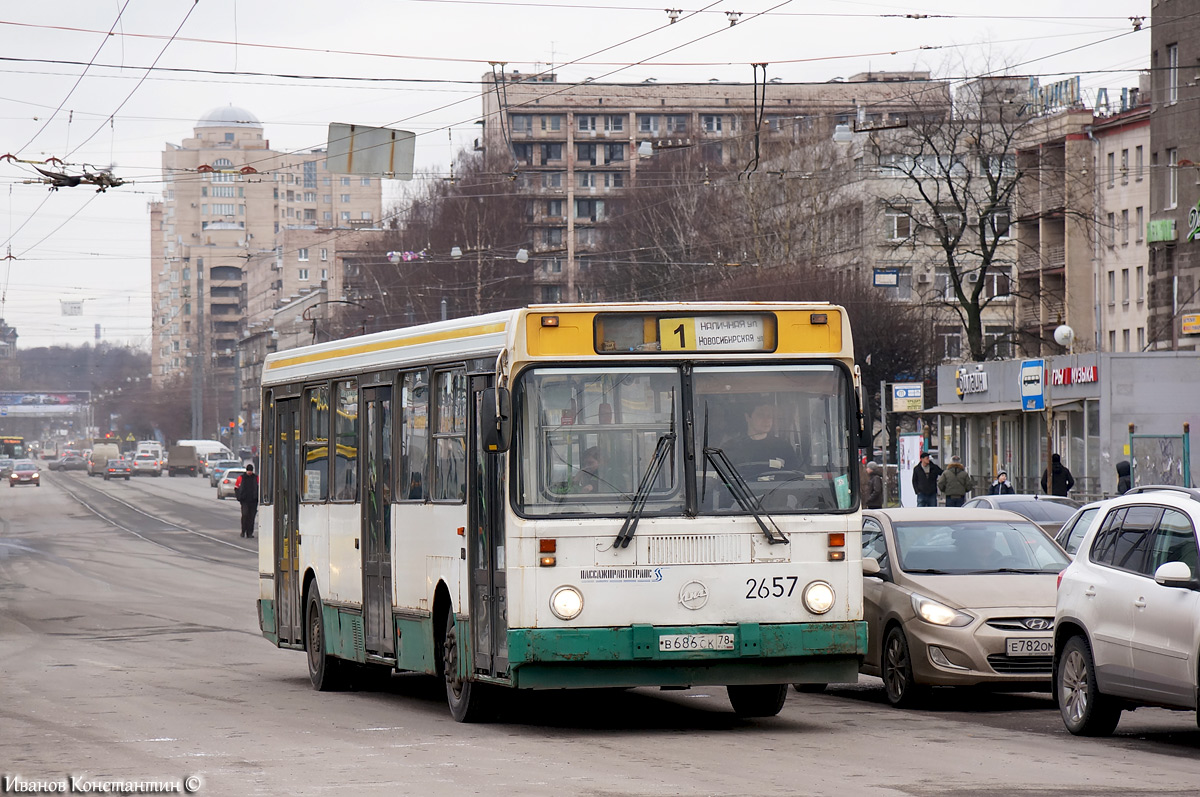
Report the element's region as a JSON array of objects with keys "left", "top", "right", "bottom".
[{"left": 910, "top": 593, "right": 974, "bottom": 627}]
